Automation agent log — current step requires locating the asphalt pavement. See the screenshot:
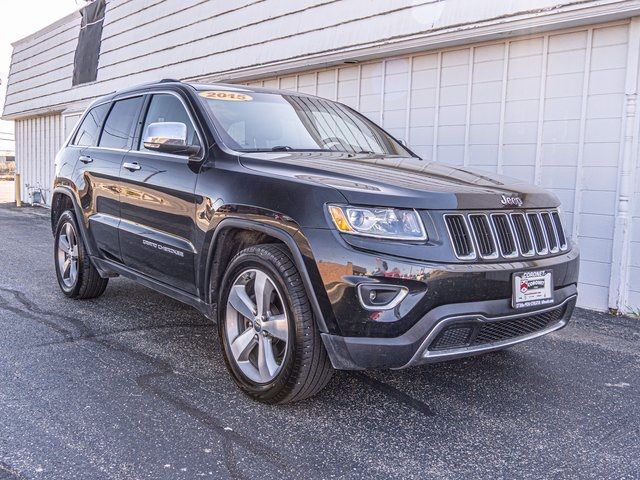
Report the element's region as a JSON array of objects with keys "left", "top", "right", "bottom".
[{"left": 0, "top": 202, "right": 638, "bottom": 480}]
